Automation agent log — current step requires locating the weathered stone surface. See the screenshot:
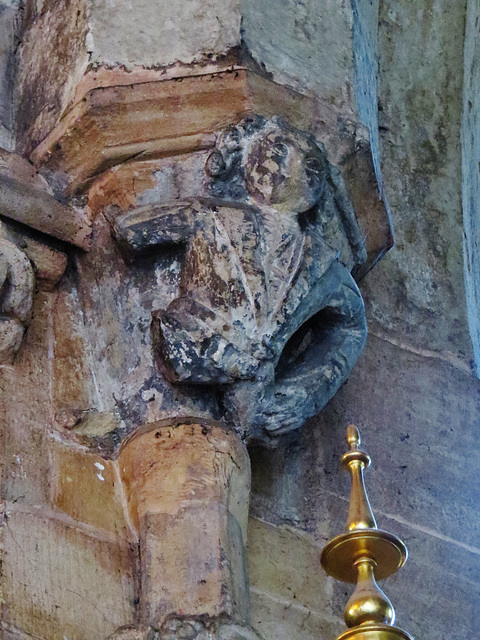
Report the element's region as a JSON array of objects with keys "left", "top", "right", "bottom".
[
  {"left": 0, "top": 292, "right": 54, "bottom": 506},
  {"left": 462, "top": 0, "right": 480, "bottom": 376},
  {"left": 361, "top": 0, "right": 472, "bottom": 367},
  {"left": 0, "top": 1, "right": 19, "bottom": 150},
  {"left": 48, "top": 435, "right": 130, "bottom": 539},
  {"left": 15, "top": 0, "right": 90, "bottom": 154},
  {"left": 248, "top": 332, "right": 480, "bottom": 640},
  {"left": 0, "top": 172, "right": 91, "bottom": 249},
  {"left": 52, "top": 282, "right": 101, "bottom": 418},
  {"left": 0, "top": 151, "right": 71, "bottom": 289},
  {"left": 0, "top": 218, "right": 68, "bottom": 290},
  {"left": 107, "top": 619, "right": 263, "bottom": 640},
  {"left": 114, "top": 421, "right": 253, "bottom": 637},
  {"left": 30, "top": 69, "right": 248, "bottom": 194},
  {"left": 87, "top": 0, "right": 241, "bottom": 69},
  {"left": 250, "top": 593, "right": 342, "bottom": 640},
  {"left": 0, "top": 237, "right": 34, "bottom": 363},
  {"left": 242, "top": 0, "right": 387, "bottom": 216},
  {"left": 114, "top": 117, "right": 367, "bottom": 445},
  {"left": 248, "top": 518, "right": 334, "bottom": 616},
  {"left": 16, "top": 0, "right": 241, "bottom": 154},
  {"left": 0, "top": 148, "right": 55, "bottom": 194},
  {"left": 247, "top": 518, "right": 344, "bottom": 640},
  {"left": 25, "top": 66, "right": 390, "bottom": 272},
  {"left": 372, "top": 514, "right": 480, "bottom": 640},
  {"left": 342, "top": 142, "right": 393, "bottom": 280},
  {"left": 243, "top": 0, "right": 355, "bottom": 100},
  {"left": 2, "top": 506, "right": 136, "bottom": 640}
]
